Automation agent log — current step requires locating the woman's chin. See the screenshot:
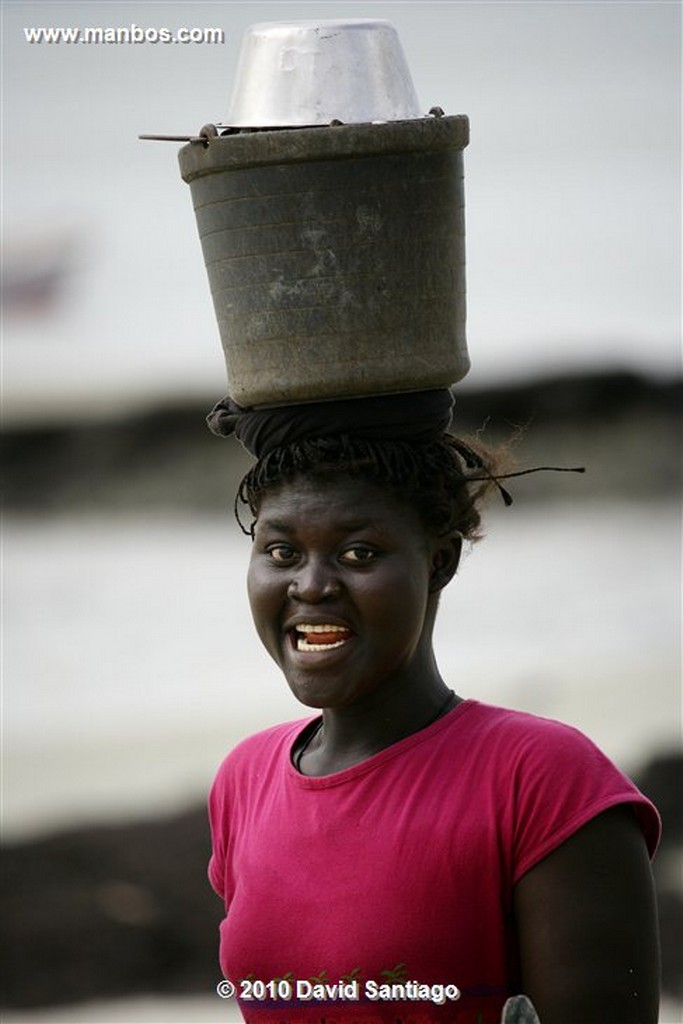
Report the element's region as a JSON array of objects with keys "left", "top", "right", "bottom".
[{"left": 285, "top": 676, "right": 341, "bottom": 710}]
